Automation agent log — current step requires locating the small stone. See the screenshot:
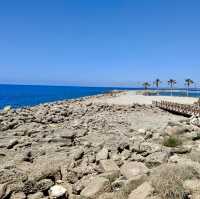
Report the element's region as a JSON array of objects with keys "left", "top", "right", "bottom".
[
  {"left": 49, "top": 185, "right": 67, "bottom": 198},
  {"left": 36, "top": 179, "right": 54, "bottom": 192},
  {"left": 71, "top": 148, "right": 84, "bottom": 160},
  {"left": 96, "top": 148, "right": 109, "bottom": 162},
  {"left": 7, "top": 139, "right": 18, "bottom": 149},
  {"left": 3, "top": 105, "right": 12, "bottom": 112},
  {"left": 10, "top": 192, "right": 26, "bottom": 199},
  {"left": 0, "top": 183, "right": 7, "bottom": 199},
  {"left": 27, "top": 192, "right": 44, "bottom": 199},
  {"left": 121, "top": 149, "right": 131, "bottom": 160}
]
